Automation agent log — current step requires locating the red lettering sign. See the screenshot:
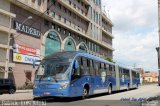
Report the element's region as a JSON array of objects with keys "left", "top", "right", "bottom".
[{"left": 17, "top": 45, "right": 36, "bottom": 56}]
